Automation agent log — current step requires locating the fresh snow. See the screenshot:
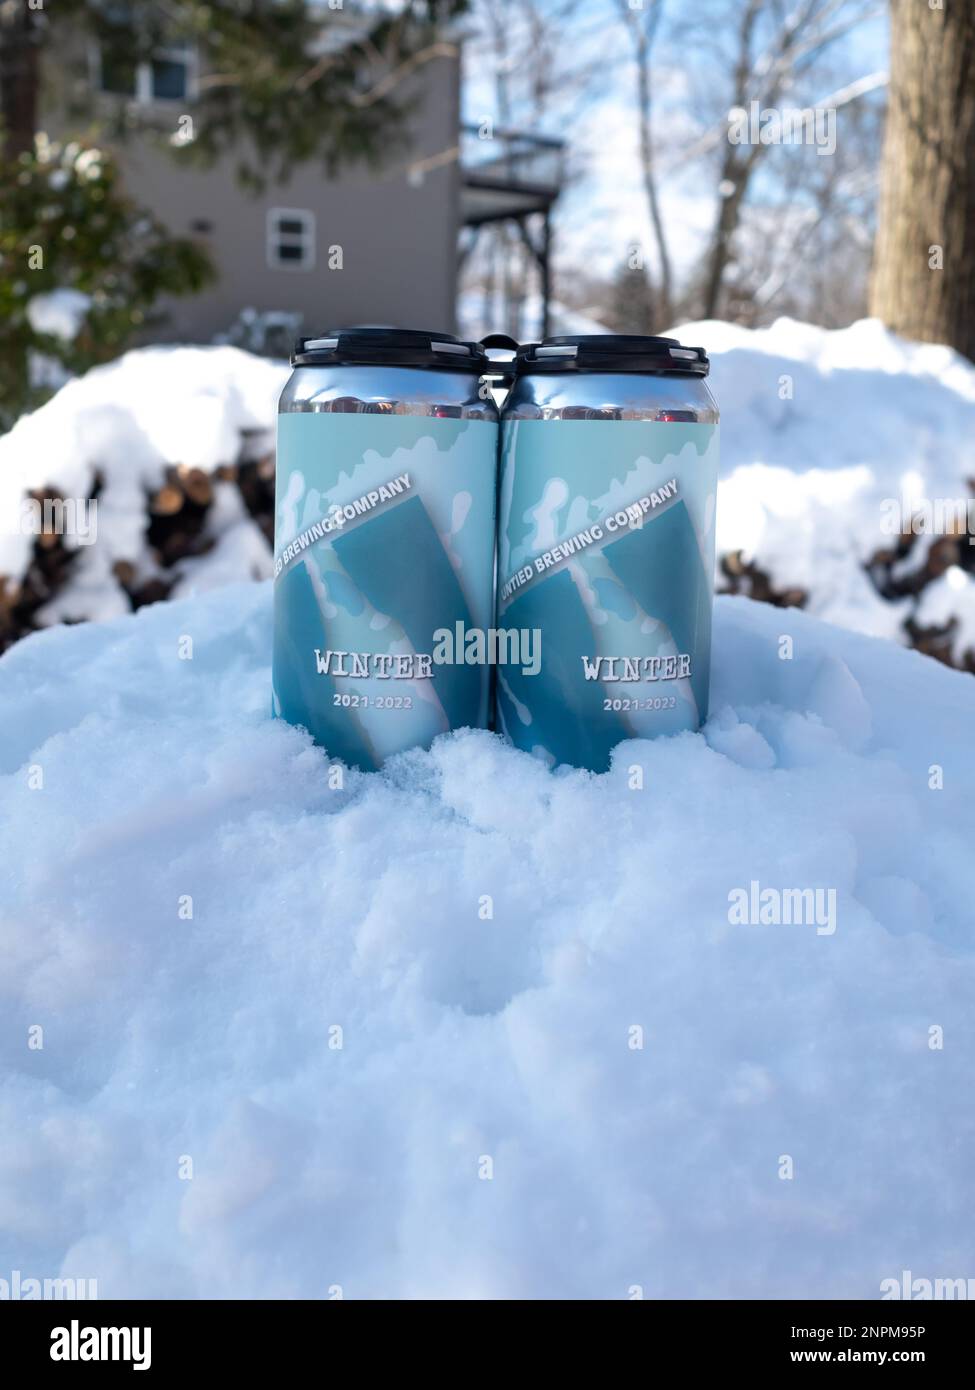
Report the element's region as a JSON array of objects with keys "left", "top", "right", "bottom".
[
  {"left": 1, "top": 583, "right": 973, "bottom": 1298},
  {"left": 2, "top": 318, "right": 973, "bottom": 658},
  {"left": 694, "top": 316, "right": 975, "bottom": 642},
  {"left": 26, "top": 288, "right": 92, "bottom": 343},
  {"left": 915, "top": 566, "right": 975, "bottom": 666},
  {"left": 0, "top": 345, "right": 288, "bottom": 621}
]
